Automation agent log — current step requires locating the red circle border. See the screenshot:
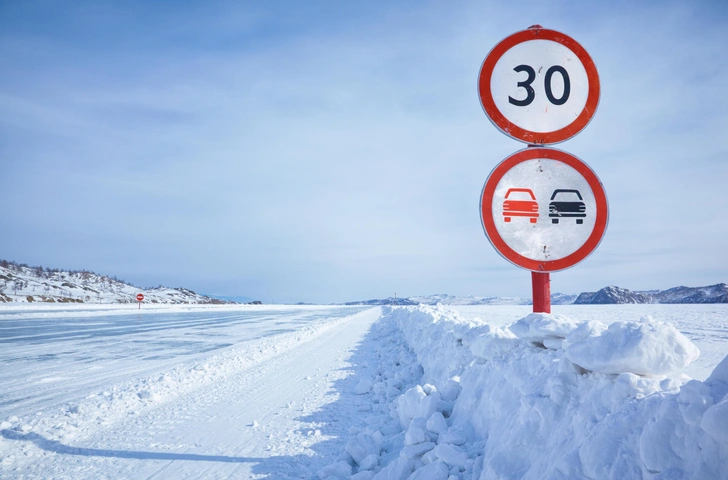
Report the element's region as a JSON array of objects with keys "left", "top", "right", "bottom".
[
  {"left": 478, "top": 28, "right": 600, "bottom": 145},
  {"left": 480, "top": 147, "right": 609, "bottom": 272}
]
